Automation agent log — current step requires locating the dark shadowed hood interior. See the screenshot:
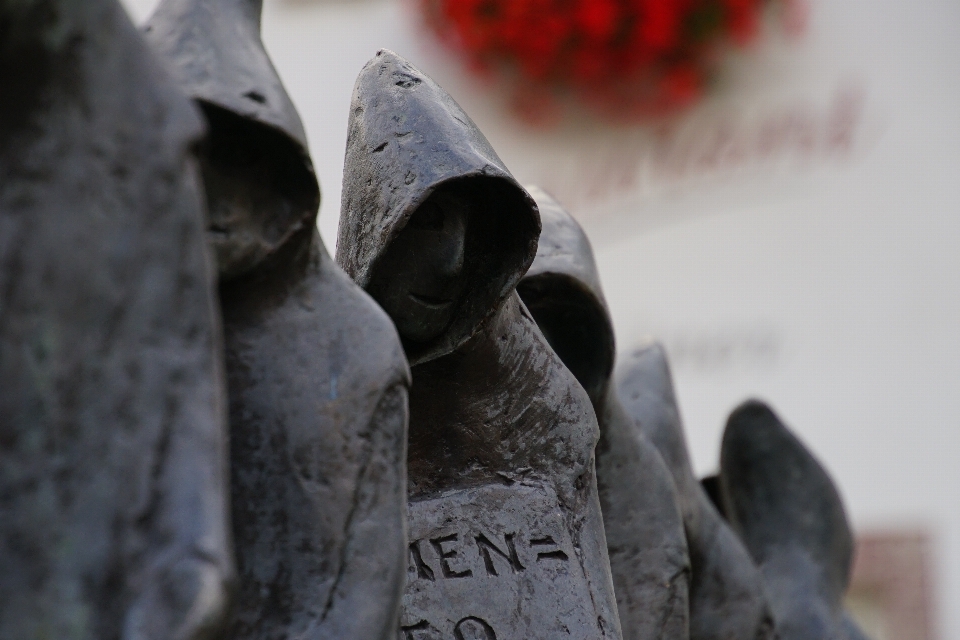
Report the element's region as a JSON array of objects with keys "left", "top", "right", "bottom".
[
  {"left": 337, "top": 50, "right": 540, "bottom": 365},
  {"left": 144, "top": 0, "right": 320, "bottom": 277},
  {"left": 517, "top": 186, "right": 615, "bottom": 408}
]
